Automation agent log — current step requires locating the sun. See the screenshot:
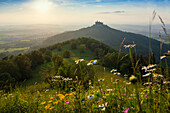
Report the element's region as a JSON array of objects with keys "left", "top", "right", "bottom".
[{"left": 34, "top": 0, "right": 51, "bottom": 13}]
